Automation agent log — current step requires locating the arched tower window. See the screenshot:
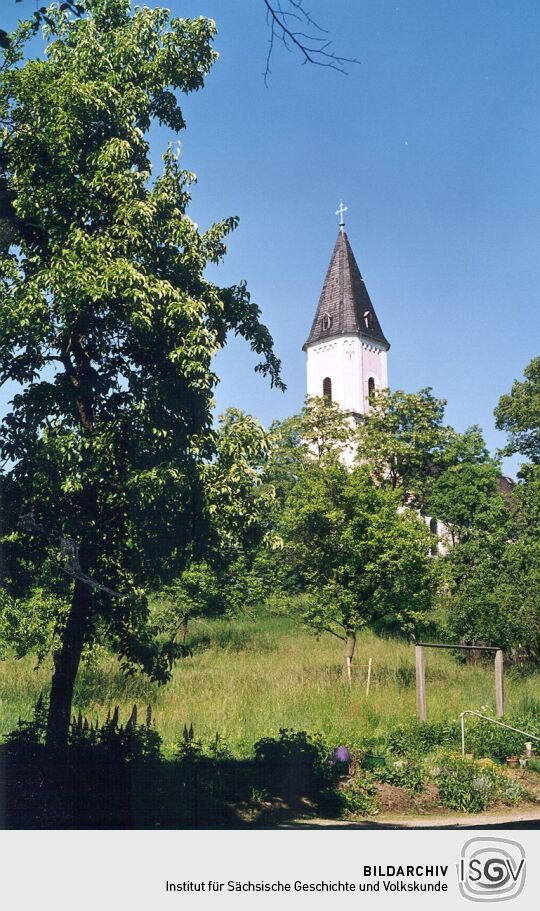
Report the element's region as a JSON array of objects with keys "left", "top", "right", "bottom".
[
  {"left": 322, "top": 377, "right": 332, "bottom": 400},
  {"left": 368, "top": 377, "right": 376, "bottom": 403},
  {"left": 321, "top": 313, "right": 332, "bottom": 331}
]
